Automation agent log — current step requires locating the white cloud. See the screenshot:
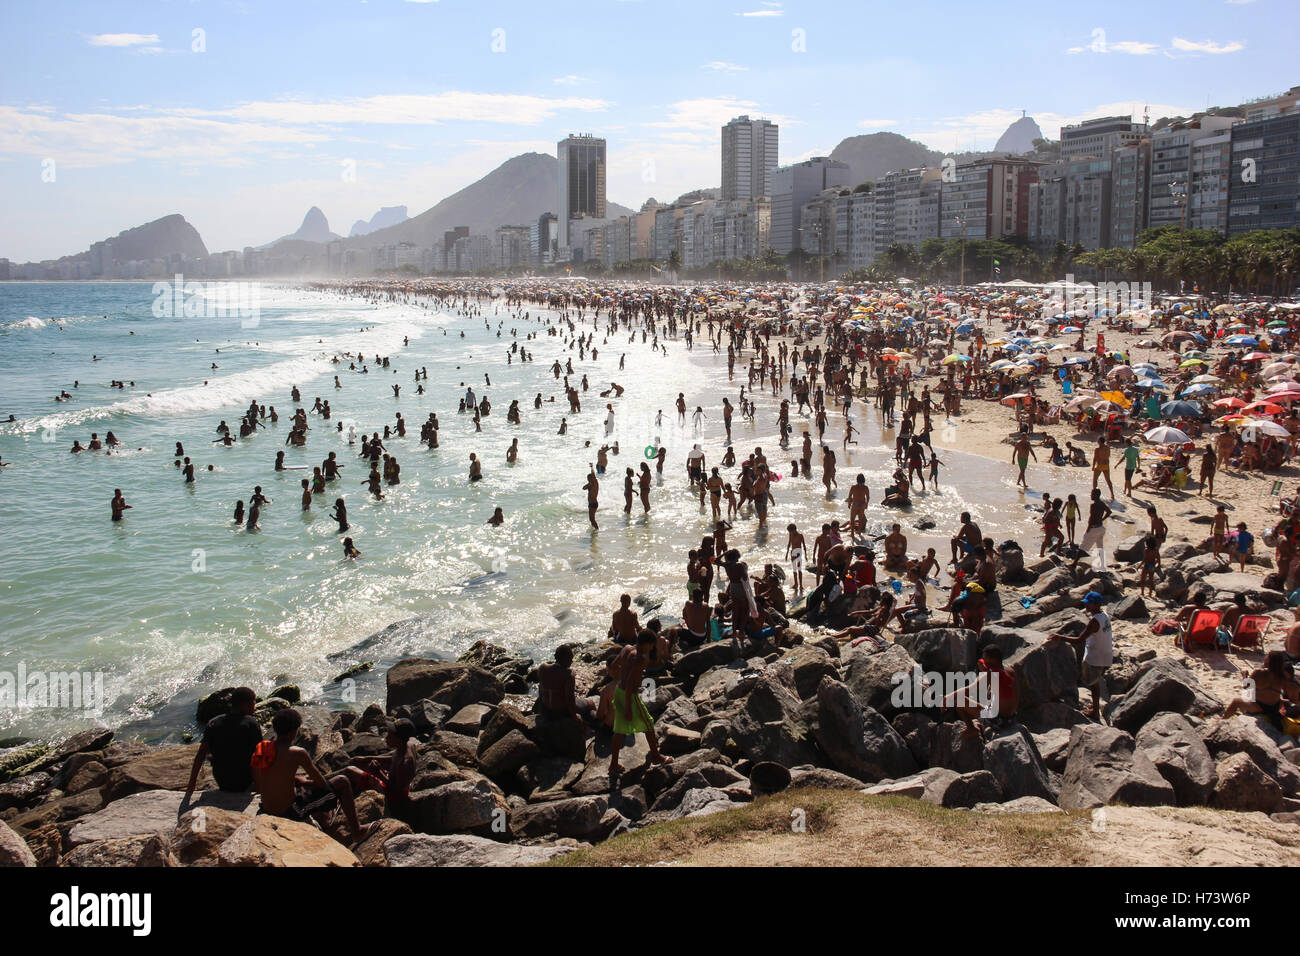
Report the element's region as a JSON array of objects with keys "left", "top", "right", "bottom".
[
  {"left": 857, "top": 118, "right": 899, "bottom": 129},
  {"left": 1109, "top": 40, "right": 1160, "bottom": 54},
  {"left": 553, "top": 75, "right": 585, "bottom": 85},
  {"left": 1171, "top": 37, "right": 1244, "bottom": 54},
  {"left": 85, "top": 33, "right": 159, "bottom": 47},
  {"left": 645, "top": 96, "right": 783, "bottom": 130},
  {"left": 737, "top": 4, "right": 783, "bottom": 16},
  {"left": 703, "top": 61, "right": 748, "bottom": 73}
]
